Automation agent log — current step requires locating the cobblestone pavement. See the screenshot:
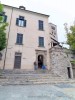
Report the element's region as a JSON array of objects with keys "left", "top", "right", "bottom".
[{"left": 0, "top": 83, "right": 75, "bottom": 100}]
